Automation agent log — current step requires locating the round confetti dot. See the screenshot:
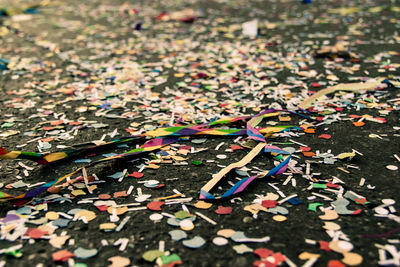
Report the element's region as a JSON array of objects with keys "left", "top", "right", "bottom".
[
  {"left": 180, "top": 219, "right": 194, "bottom": 231},
  {"left": 216, "top": 154, "right": 227, "bottom": 159},
  {"left": 386, "top": 165, "right": 398, "bottom": 171},
  {"left": 212, "top": 237, "right": 228, "bottom": 246},
  {"left": 329, "top": 240, "right": 353, "bottom": 253},
  {"left": 272, "top": 215, "right": 287, "bottom": 222},
  {"left": 149, "top": 213, "right": 163, "bottom": 221},
  {"left": 45, "top": 211, "right": 59, "bottom": 221}
]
